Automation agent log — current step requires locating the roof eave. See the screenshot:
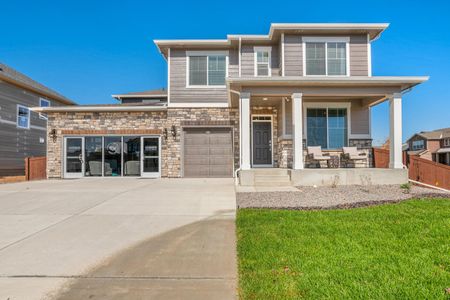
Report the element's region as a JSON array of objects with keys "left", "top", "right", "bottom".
[
  {"left": 31, "top": 105, "right": 168, "bottom": 113},
  {"left": 0, "top": 74, "right": 76, "bottom": 105}
]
